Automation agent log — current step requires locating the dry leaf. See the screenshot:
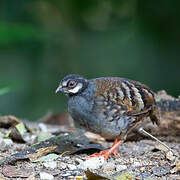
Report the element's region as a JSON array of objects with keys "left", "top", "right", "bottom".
[
  {"left": 0, "top": 115, "right": 20, "bottom": 128},
  {"left": 155, "top": 144, "right": 169, "bottom": 152},
  {"left": 2, "top": 165, "right": 32, "bottom": 178},
  {"left": 28, "top": 146, "right": 57, "bottom": 161},
  {"left": 171, "top": 161, "right": 180, "bottom": 173},
  {"left": 155, "top": 144, "right": 177, "bottom": 161},
  {"left": 166, "top": 151, "right": 176, "bottom": 161}
]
